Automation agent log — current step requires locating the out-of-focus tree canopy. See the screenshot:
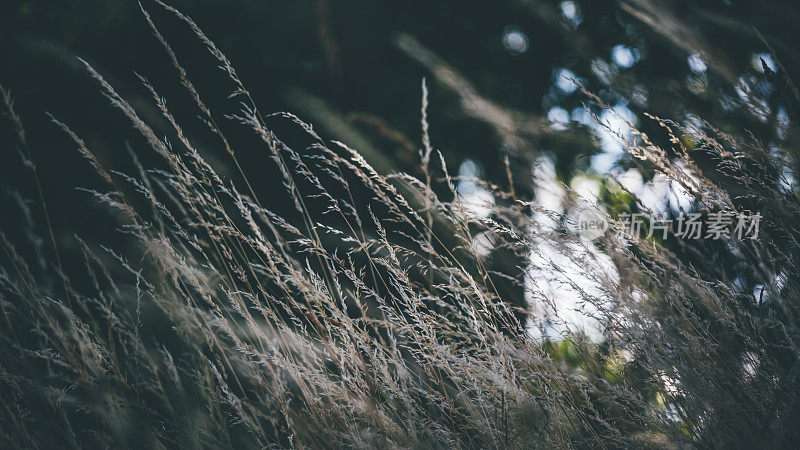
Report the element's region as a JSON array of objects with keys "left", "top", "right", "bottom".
[{"left": 3, "top": 0, "right": 798, "bottom": 194}]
